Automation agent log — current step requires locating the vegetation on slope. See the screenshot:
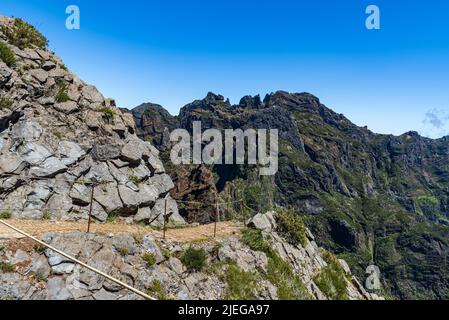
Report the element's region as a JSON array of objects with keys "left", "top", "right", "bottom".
[
  {"left": 1, "top": 18, "right": 48, "bottom": 49},
  {"left": 241, "top": 228, "right": 312, "bottom": 300},
  {"left": 0, "top": 42, "right": 16, "bottom": 67}
]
